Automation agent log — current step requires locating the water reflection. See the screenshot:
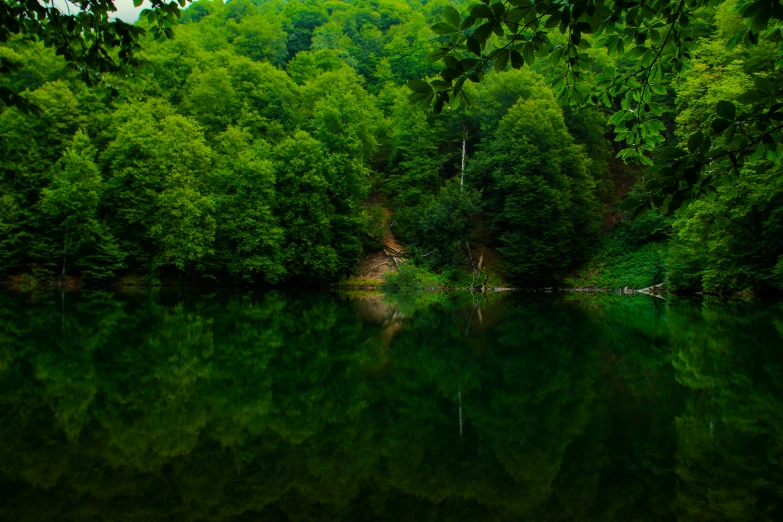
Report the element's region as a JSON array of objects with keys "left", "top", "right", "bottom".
[{"left": 0, "top": 290, "right": 781, "bottom": 521}]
